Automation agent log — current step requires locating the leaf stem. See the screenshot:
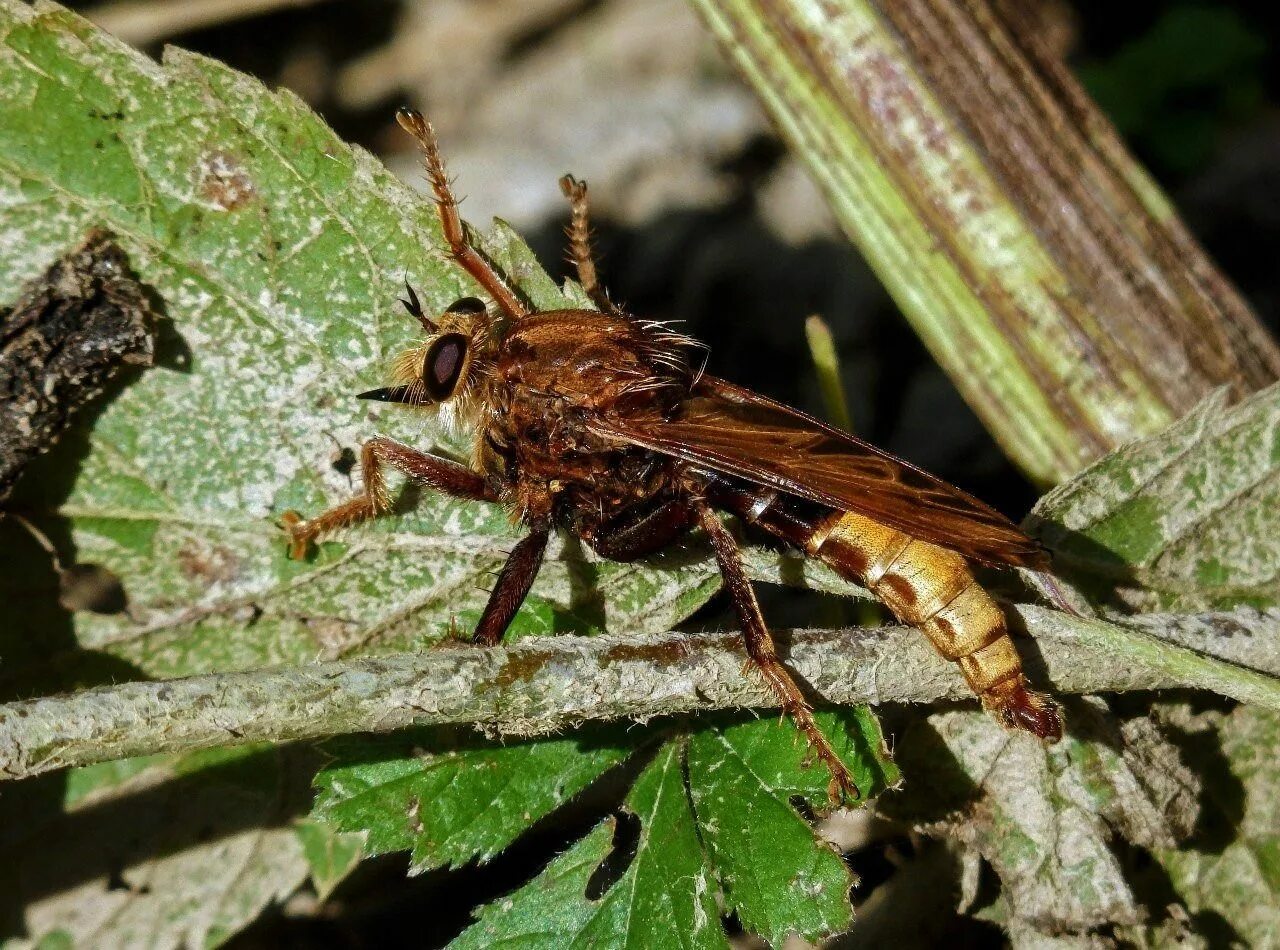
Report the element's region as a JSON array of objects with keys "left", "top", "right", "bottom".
[{"left": 688, "top": 0, "right": 1280, "bottom": 484}]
